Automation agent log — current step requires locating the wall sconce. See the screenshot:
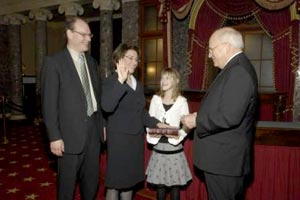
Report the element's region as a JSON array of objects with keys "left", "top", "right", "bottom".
[{"left": 146, "top": 64, "right": 156, "bottom": 81}]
